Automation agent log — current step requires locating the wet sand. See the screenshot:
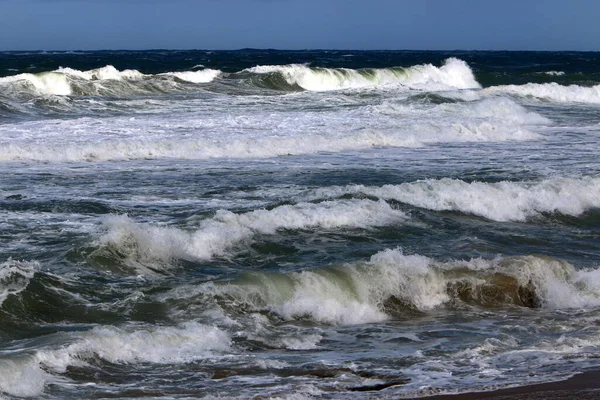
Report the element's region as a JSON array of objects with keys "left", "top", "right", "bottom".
[{"left": 421, "top": 370, "right": 600, "bottom": 399}]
